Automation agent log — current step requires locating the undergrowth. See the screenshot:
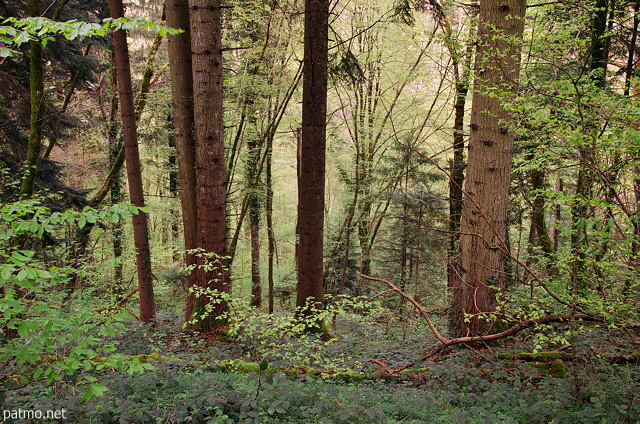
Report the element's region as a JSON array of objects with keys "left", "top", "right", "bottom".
[{"left": 3, "top": 309, "right": 639, "bottom": 424}]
